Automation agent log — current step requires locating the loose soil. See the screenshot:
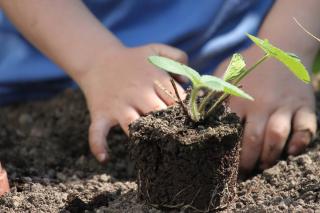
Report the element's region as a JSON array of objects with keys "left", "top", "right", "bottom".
[
  {"left": 0, "top": 89, "right": 319, "bottom": 212},
  {"left": 129, "top": 100, "right": 242, "bottom": 211}
]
